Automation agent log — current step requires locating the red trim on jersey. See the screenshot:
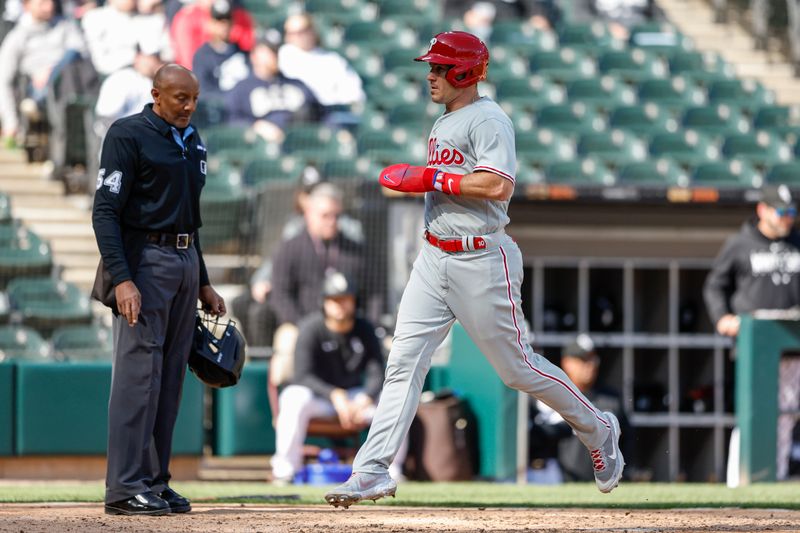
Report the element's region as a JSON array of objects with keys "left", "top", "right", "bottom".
[
  {"left": 498, "top": 246, "right": 610, "bottom": 429},
  {"left": 474, "top": 165, "right": 515, "bottom": 183}
]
